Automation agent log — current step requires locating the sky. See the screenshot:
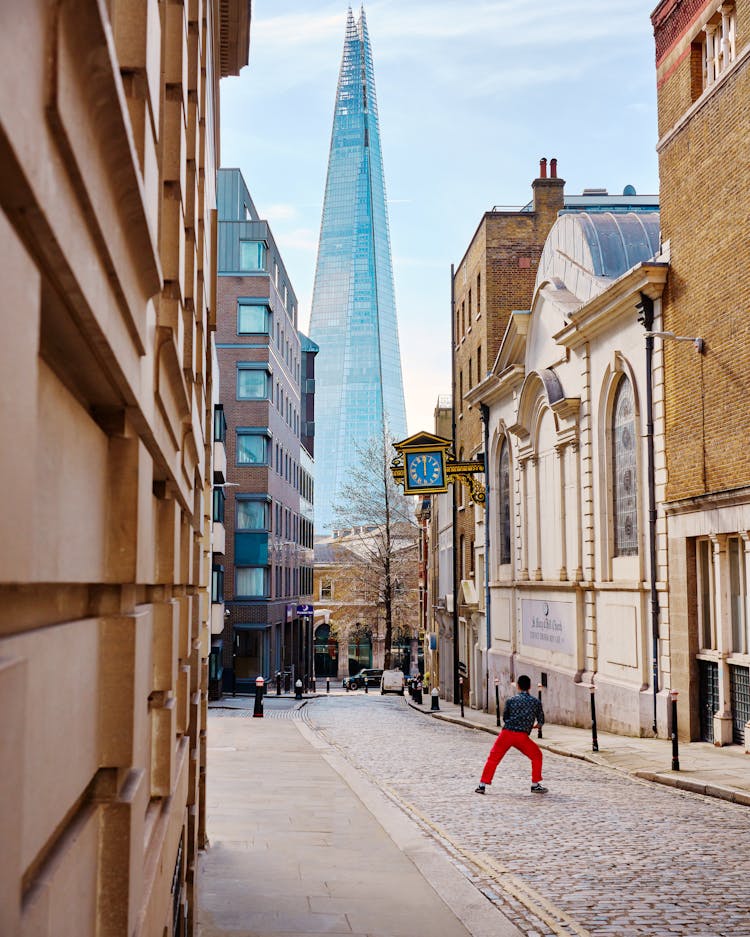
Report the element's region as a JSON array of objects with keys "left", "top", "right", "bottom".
[{"left": 220, "top": 0, "right": 661, "bottom": 436}]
